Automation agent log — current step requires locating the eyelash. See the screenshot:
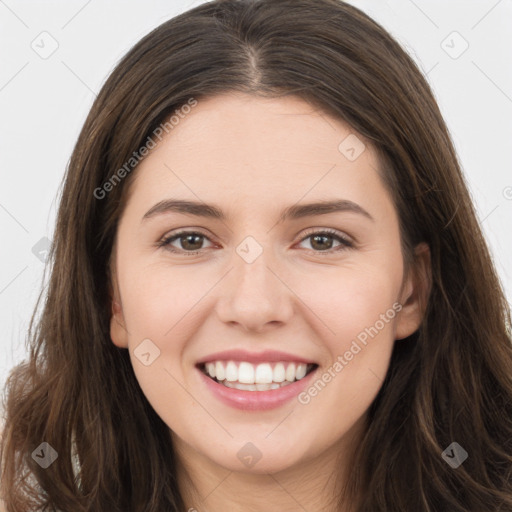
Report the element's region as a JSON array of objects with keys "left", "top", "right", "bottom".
[{"left": 156, "top": 228, "right": 354, "bottom": 256}]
